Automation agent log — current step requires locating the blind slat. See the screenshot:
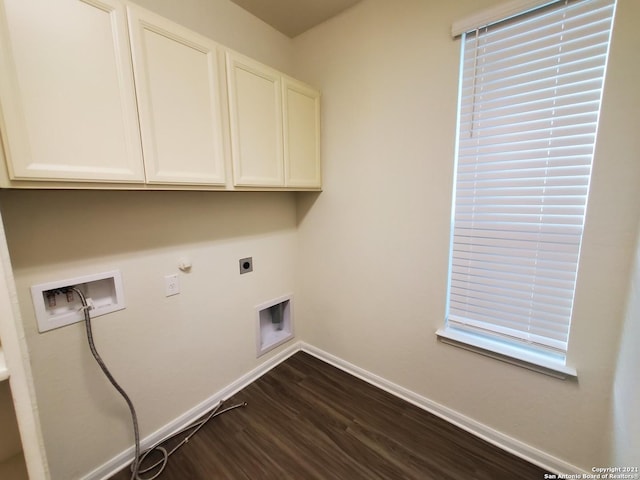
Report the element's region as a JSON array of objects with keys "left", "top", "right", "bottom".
[
  {"left": 450, "top": 273, "right": 576, "bottom": 297},
  {"left": 450, "top": 280, "right": 576, "bottom": 306}
]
